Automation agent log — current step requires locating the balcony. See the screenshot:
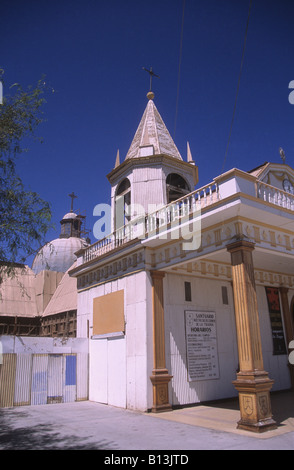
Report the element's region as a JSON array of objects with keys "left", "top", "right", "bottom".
[
  {"left": 81, "top": 170, "right": 294, "bottom": 265},
  {"left": 82, "top": 181, "right": 219, "bottom": 263},
  {"left": 257, "top": 181, "right": 294, "bottom": 211}
]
